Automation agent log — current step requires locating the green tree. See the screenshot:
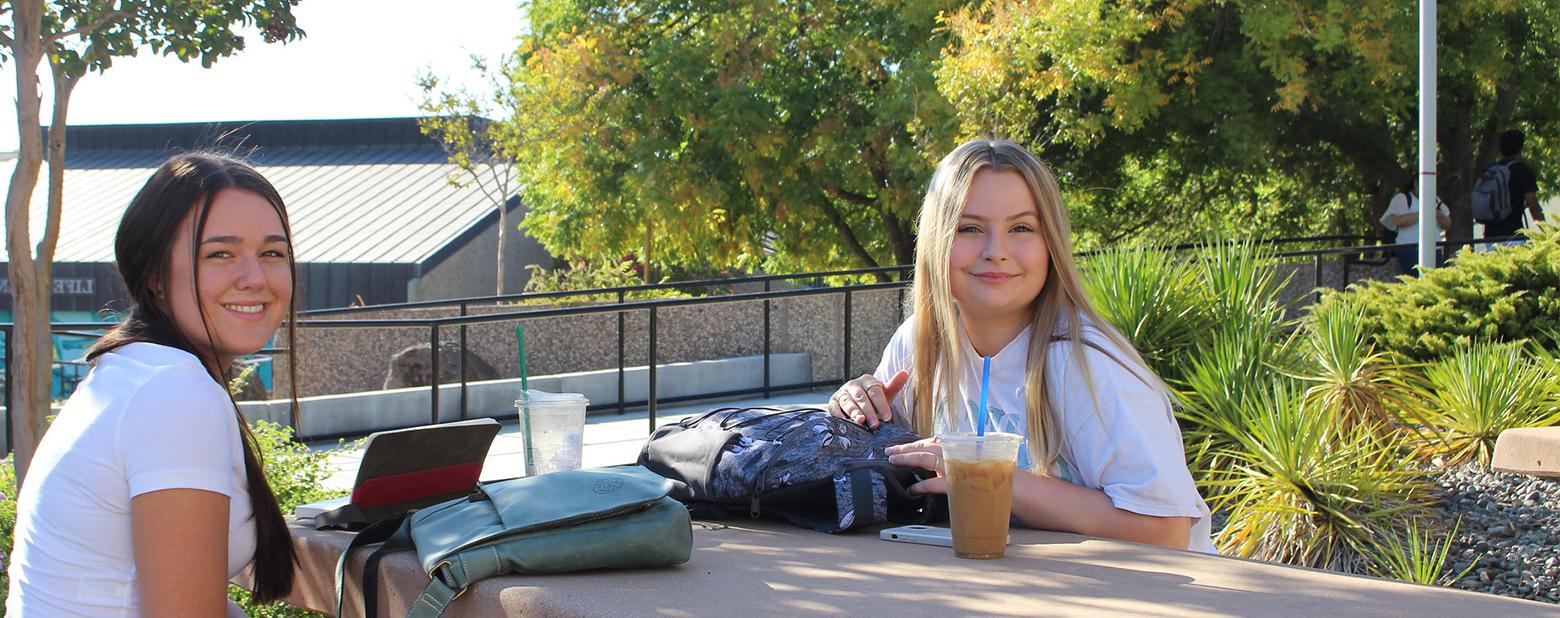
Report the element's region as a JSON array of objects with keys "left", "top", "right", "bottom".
[
  {"left": 937, "top": 0, "right": 1560, "bottom": 247},
  {"left": 500, "top": 0, "right": 961, "bottom": 275},
  {"left": 1, "top": 0, "right": 304, "bottom": 482}
]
